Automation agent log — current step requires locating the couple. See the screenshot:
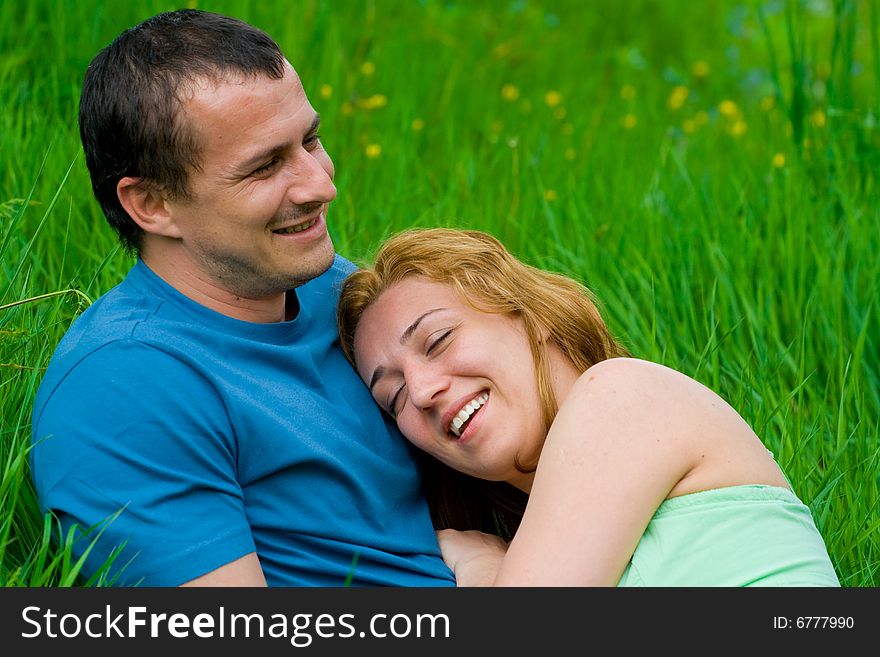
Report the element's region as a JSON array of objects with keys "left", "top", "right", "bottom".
[{"left": 31, "top": 9, "right": 838, "bottom": 587}]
